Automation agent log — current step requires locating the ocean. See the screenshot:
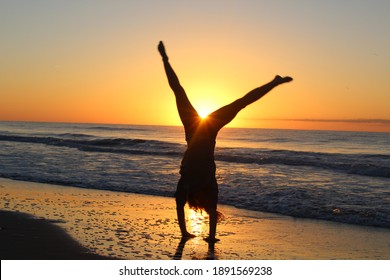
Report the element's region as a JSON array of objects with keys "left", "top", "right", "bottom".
[{"left": 0, "top": 121, "right": 389, "bottom": 228}]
